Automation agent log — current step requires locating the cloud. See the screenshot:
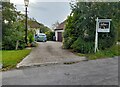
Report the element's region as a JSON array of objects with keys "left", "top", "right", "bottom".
[
  {"left": 10, "top": 0, "right": 24, "bottom": 5},
  {"left": 10, "top": 1, "right": 71, "bottom": 28},
  {"left": 28, "top": 2, "right": 71, "bottom": 28},
  {"left": 10, "top": 0, "right": 72, "bottom": 5},
  {"left": 30, "top": 0, "right": 71, "bottom": 2}
]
